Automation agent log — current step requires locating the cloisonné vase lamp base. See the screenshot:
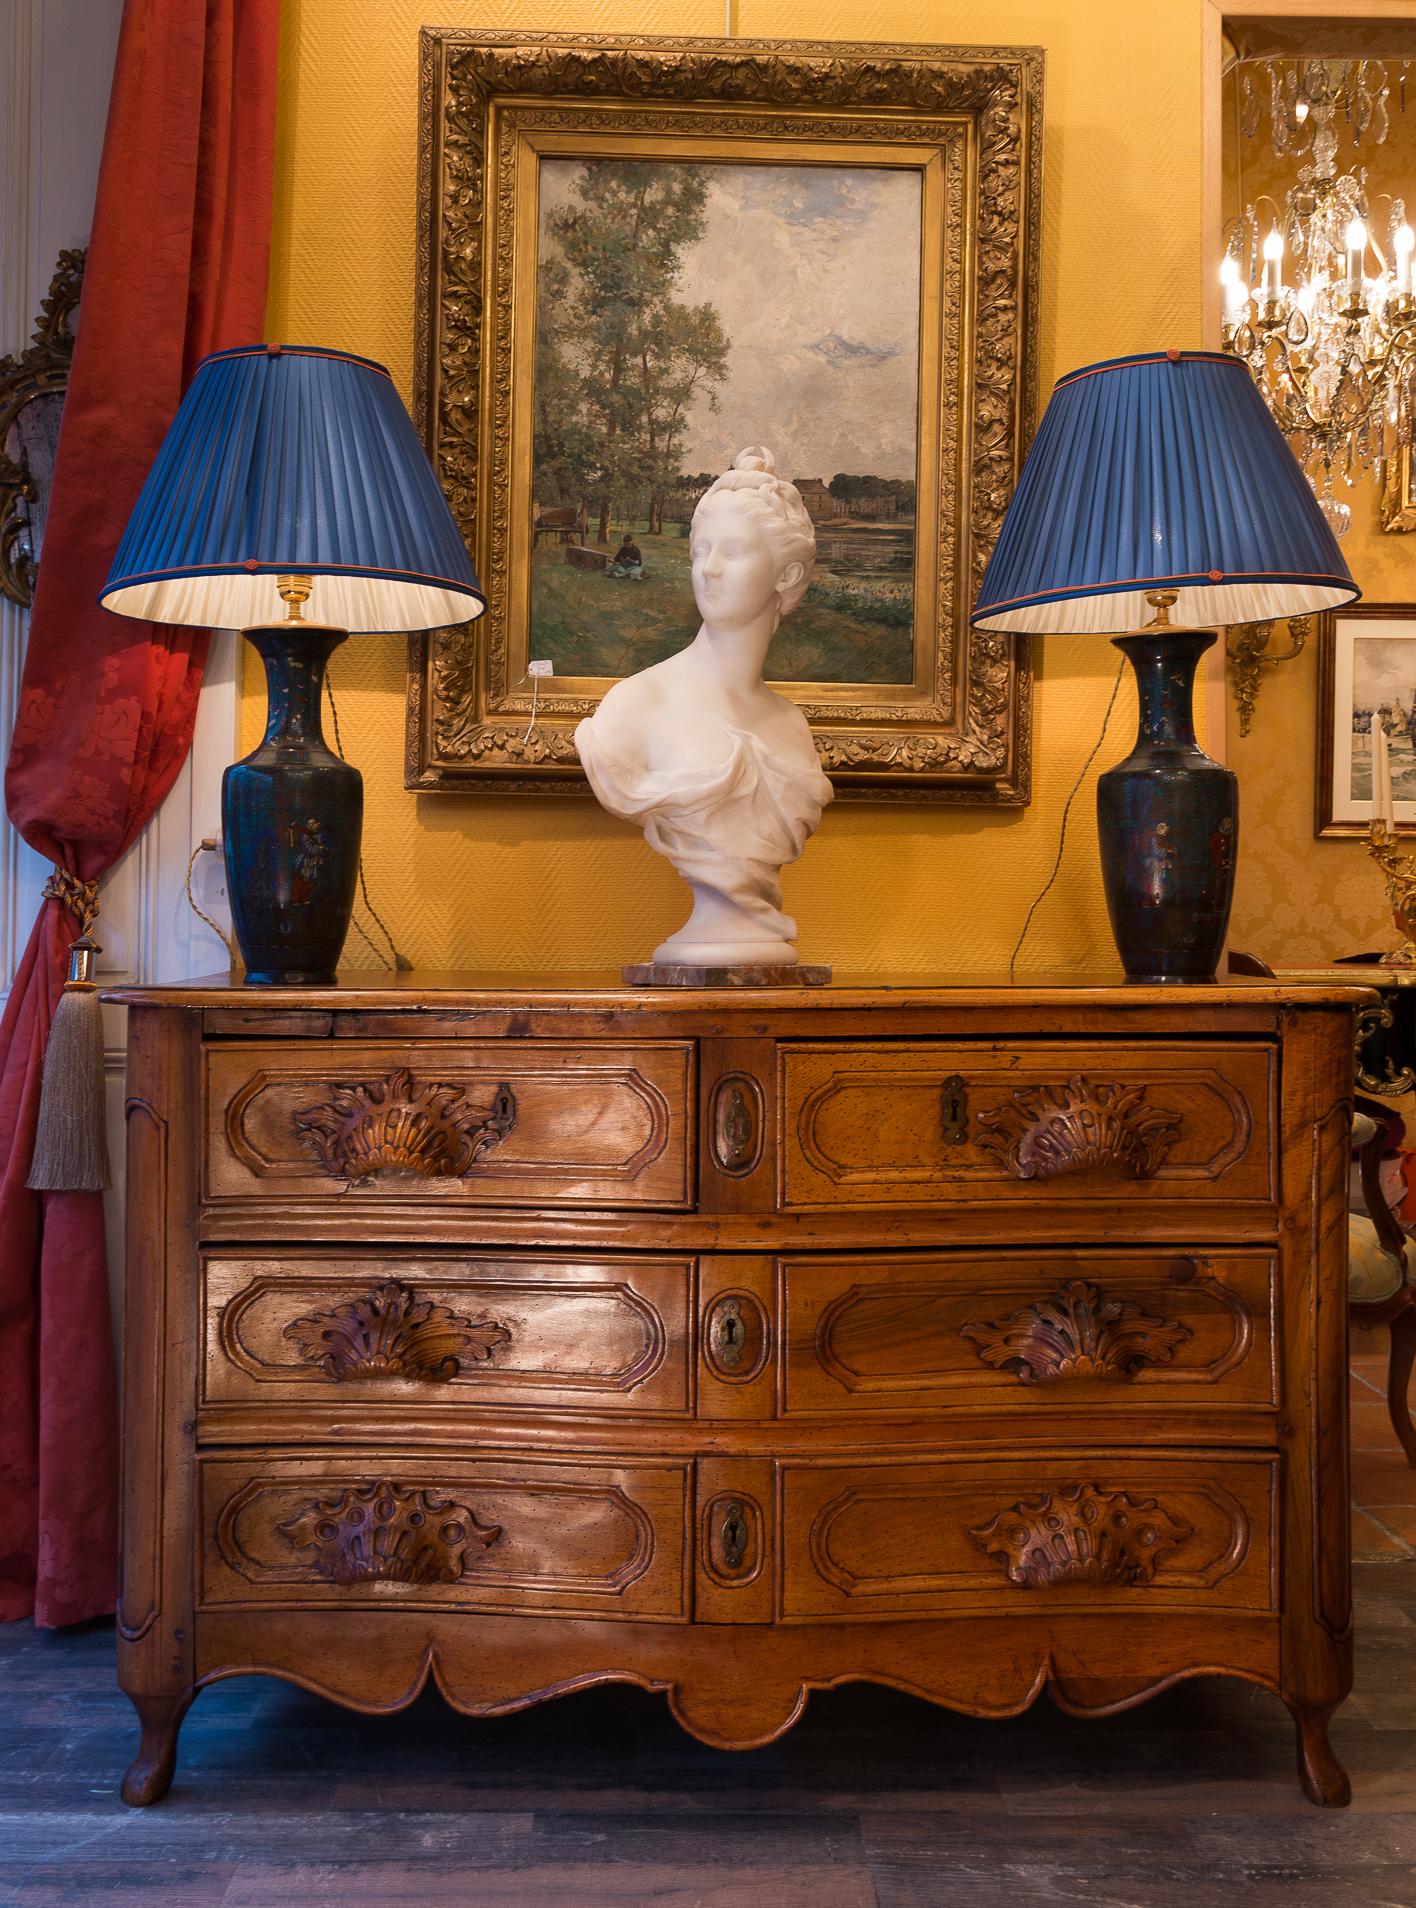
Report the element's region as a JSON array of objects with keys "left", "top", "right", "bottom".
[
  {"left": 970, "top": 349, "right": 1357, "bottom": 983},
  {"left": 98, "top": 341, "right": 486, "bottom": 986},
  {"left": 223, "top": 579, "right": 361, "bottom": 985},
  {"left": 1096, "top": 597, "right": 1239, "bottom": 983}
]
